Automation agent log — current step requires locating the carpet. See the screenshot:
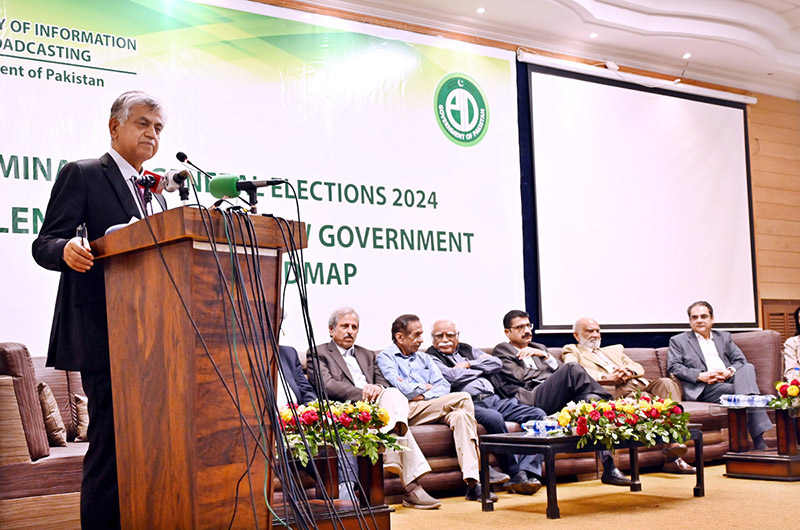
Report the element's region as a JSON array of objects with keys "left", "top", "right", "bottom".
[{"left": 389, "top": 463, "right": 794, "bottom": 530}]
